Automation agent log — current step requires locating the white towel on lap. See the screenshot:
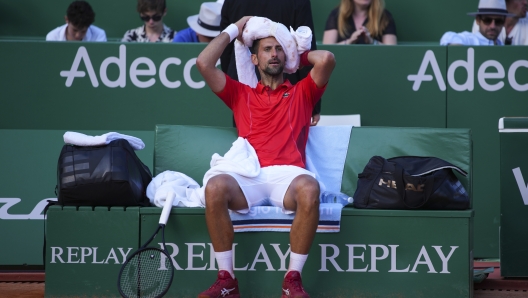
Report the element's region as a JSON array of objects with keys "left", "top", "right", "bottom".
[
  {"left": 63, "top": 131, "right": 145, "bottom": 150},
  {"left": 147, "top": 137, "right": 260, "bottom": 208},
  {"left": 235, "top": 16, "right": 312, "bottom": 88},
  {"left": 203, "top": 137, "right": 260, "bottom": 187}
]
